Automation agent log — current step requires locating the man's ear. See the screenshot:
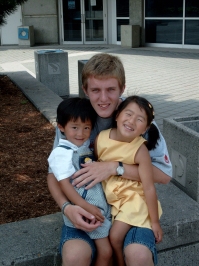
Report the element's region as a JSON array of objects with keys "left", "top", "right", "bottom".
[
  {"left": 82, "top": 86, "right": 88, "bottom": 97},
  {"left": 120, "top": 85, "right": 125, "bottom": 96},
  {"left": 57, "top": 123, "right": 64, "bottom": 132}
]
